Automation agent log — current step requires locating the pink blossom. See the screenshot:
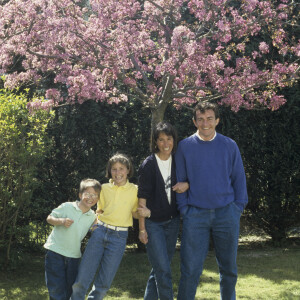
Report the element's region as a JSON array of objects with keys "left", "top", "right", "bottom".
[
  {"left": 259, "top": 42, "right": 269, "bottom": 54},
  {"left": 0, "top": 0, "right": 298, "bottom": 115},
  {"left": 237, "top": 43, "right": 245, "bottom": 52}
]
